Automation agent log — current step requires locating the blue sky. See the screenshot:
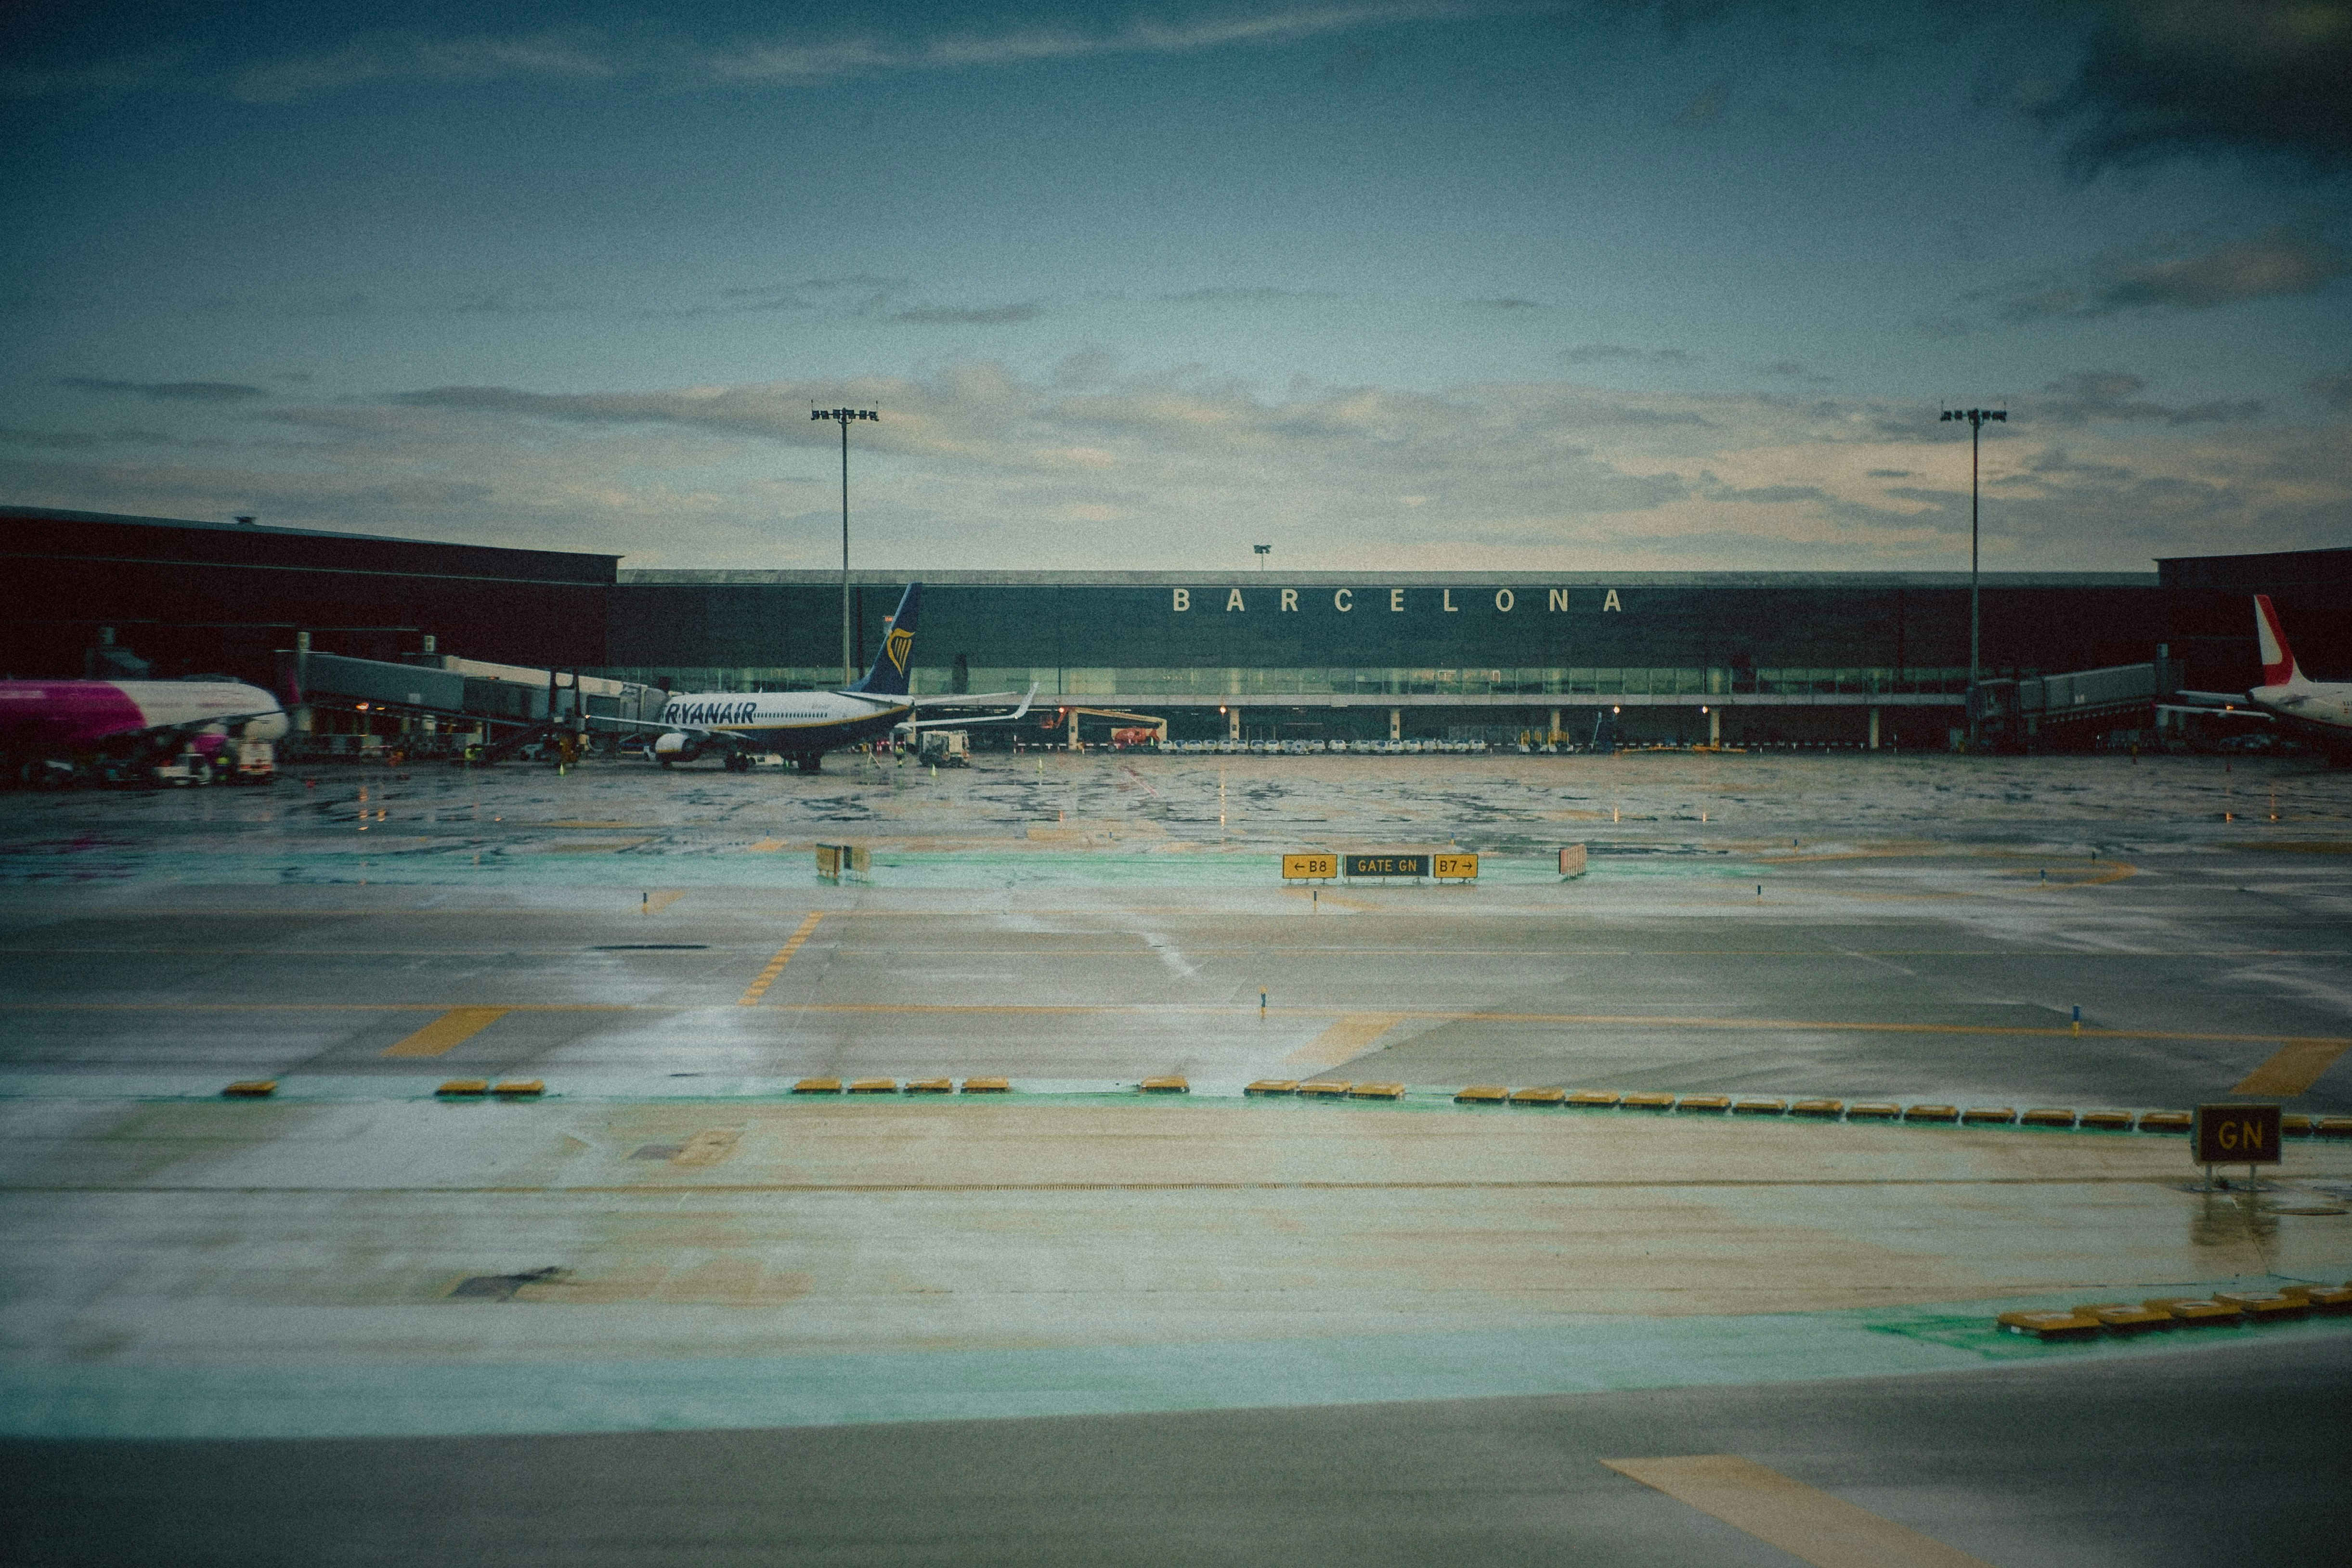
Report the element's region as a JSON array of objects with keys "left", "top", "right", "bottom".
[{"left": 3, "top": 0, "right": 2347, "bottom": 571}]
